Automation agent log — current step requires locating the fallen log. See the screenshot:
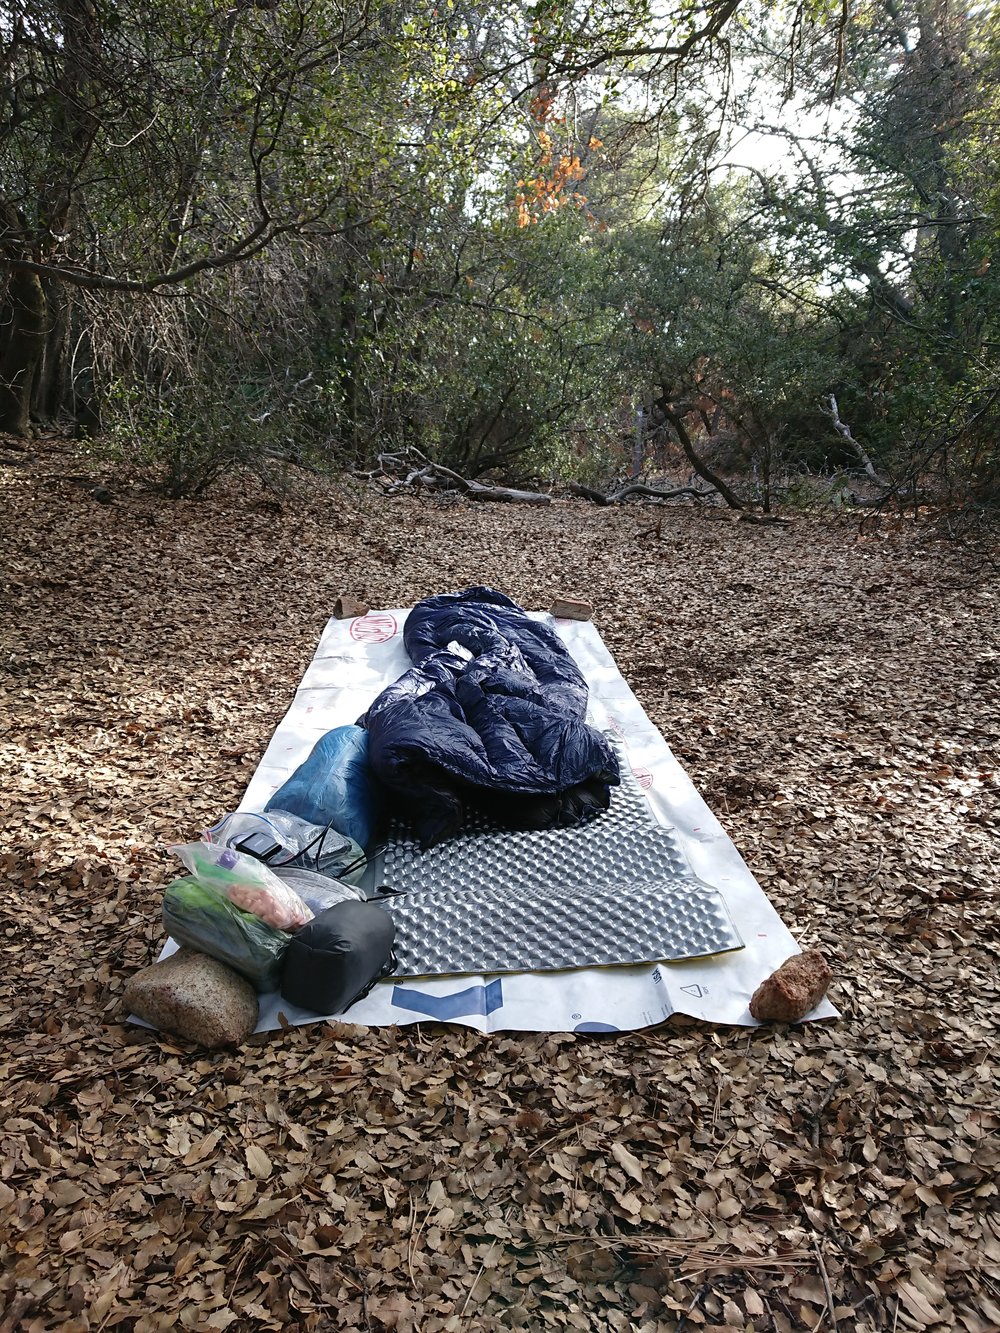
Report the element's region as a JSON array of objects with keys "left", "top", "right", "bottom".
[
  {"left": 567, "top": 482, "right": 613, "bottom": 506},
  {"left": 568, "top": 480, "right": 715, "bottom": 505},
  {"left": 610, "top": 482, "right": 714, "bottom": 503},
  {"left": 467, "top": 480, "right": 550, "bottom": 505},
  {"left": 359, "top": 447, "right": 551, "bottom": 505}
]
